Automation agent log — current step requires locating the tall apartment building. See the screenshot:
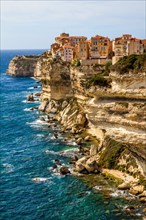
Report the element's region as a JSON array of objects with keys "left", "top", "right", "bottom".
[
  {"left": 69, "top": 36, "right": 87, "bottom": 47},
  {"left": 75, "top": 39, "right": 89, "bottom": 60},
  {"left": 55, "top": 44, "right": 74, "bottom": 62},
  {"left": 89, "top": 35, "right": 112, "bottom": 59},
  {"left": 112, "top": 34, "right": 145, "bottom": 64}
]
